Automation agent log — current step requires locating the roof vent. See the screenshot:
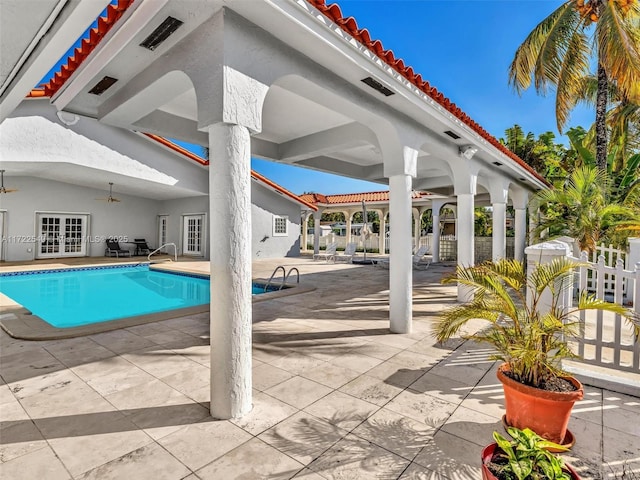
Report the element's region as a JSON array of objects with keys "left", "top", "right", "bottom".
[
  {"left": 361, "top": 77, "right": 394, "bottom": 97},
  {"left": 493, "top": 161, "right": 503, "bottom": 166},
  {"left": 444, "top": 130, "right": 461, "bottom": 140},
  {"left": 140, "top": 16, "right": 184, "bottom": 51},
  {"left": 88, "top": 76, "right": 118, "bottom": 95}
]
